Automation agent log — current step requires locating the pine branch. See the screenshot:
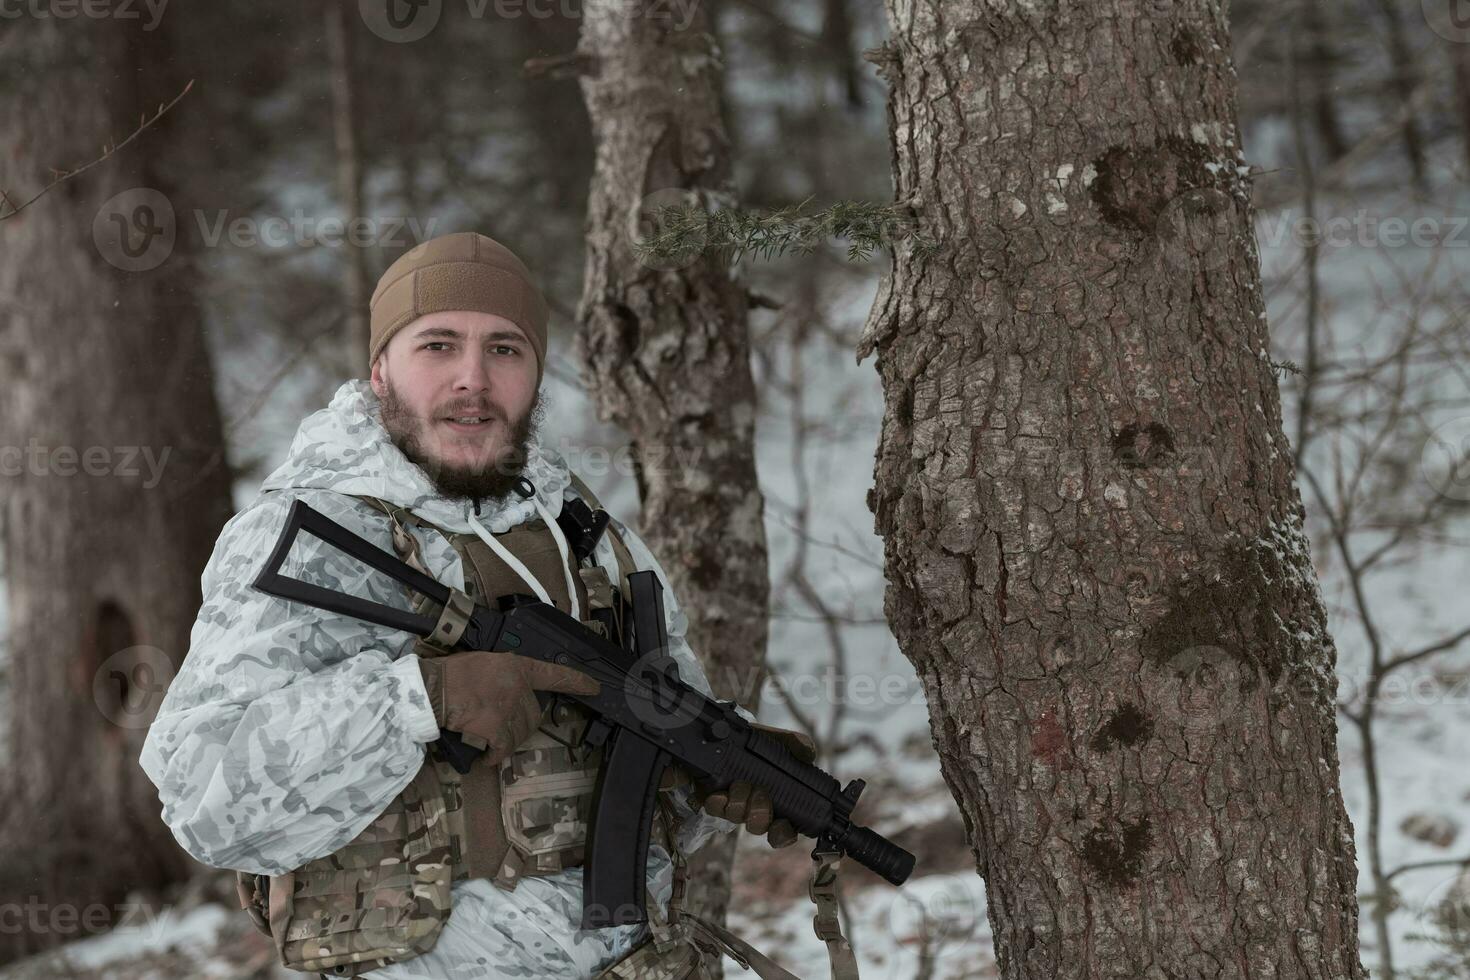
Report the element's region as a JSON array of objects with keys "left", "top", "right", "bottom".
[{"left": 631, "top": 196, "right": 939, "bottom": 266}]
